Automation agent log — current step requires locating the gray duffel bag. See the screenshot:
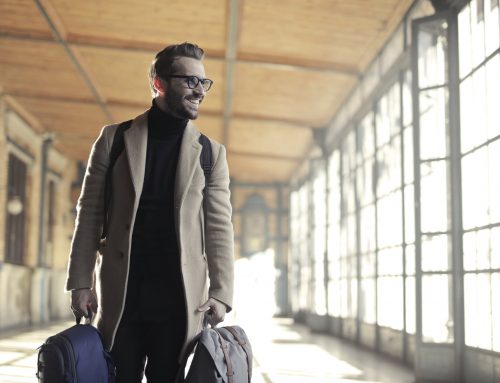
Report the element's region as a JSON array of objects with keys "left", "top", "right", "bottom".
[{"left": 175, "top": 323, "right": 252, "bottom": 383}]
